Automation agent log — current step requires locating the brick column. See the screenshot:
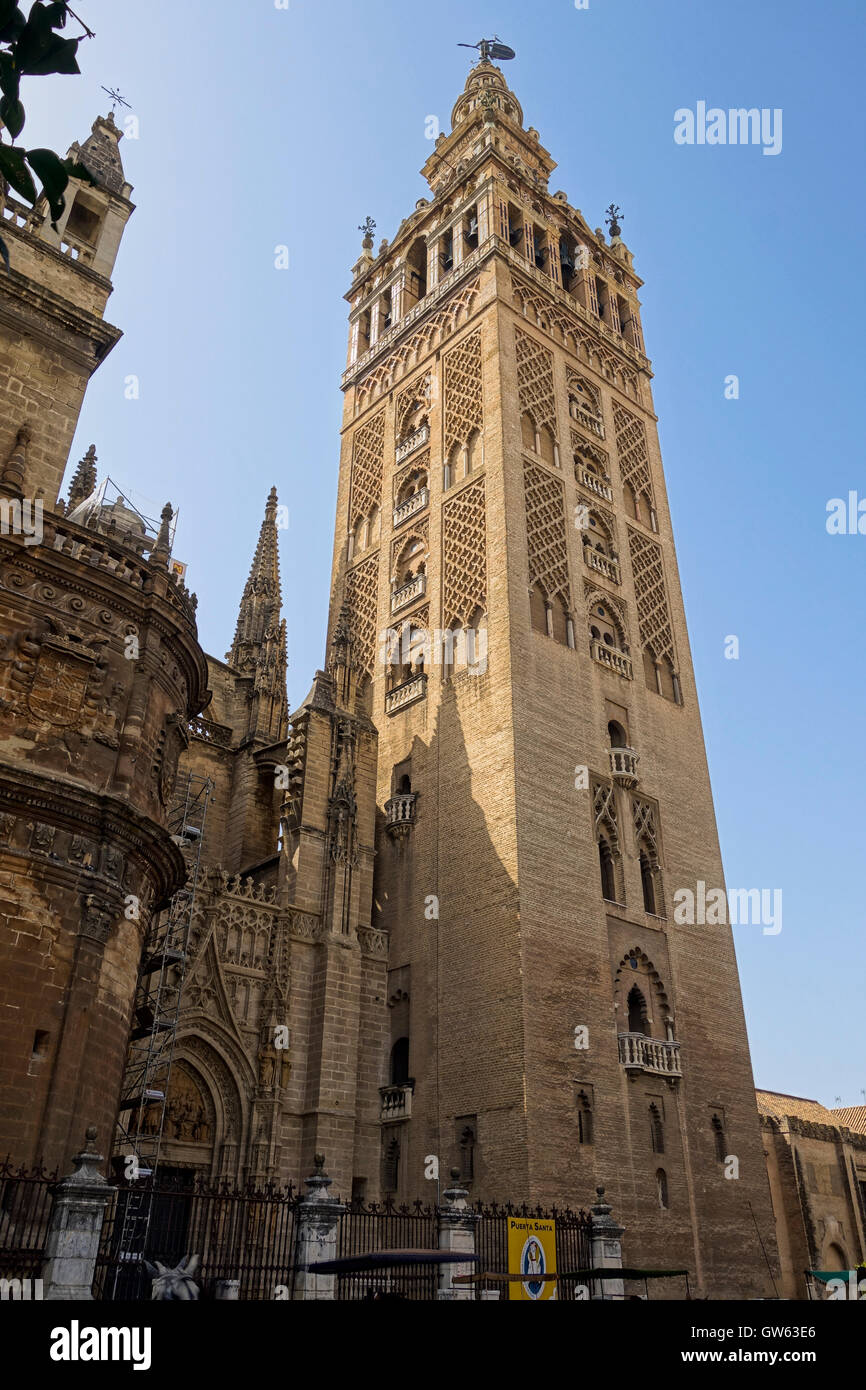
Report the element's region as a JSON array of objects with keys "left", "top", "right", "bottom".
[
  {"left": 436, "top": 1169, "right": 479, "bottom": 1301},
  {"left": 589, "top": 1186, "right": 625, "bottom": 1300},
  {"left": 42, "top": 1126, "right": 113, "bottom": 1301},
  {"left": 292, "top": 1155, "right": 345, "bottom": 1301}
]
